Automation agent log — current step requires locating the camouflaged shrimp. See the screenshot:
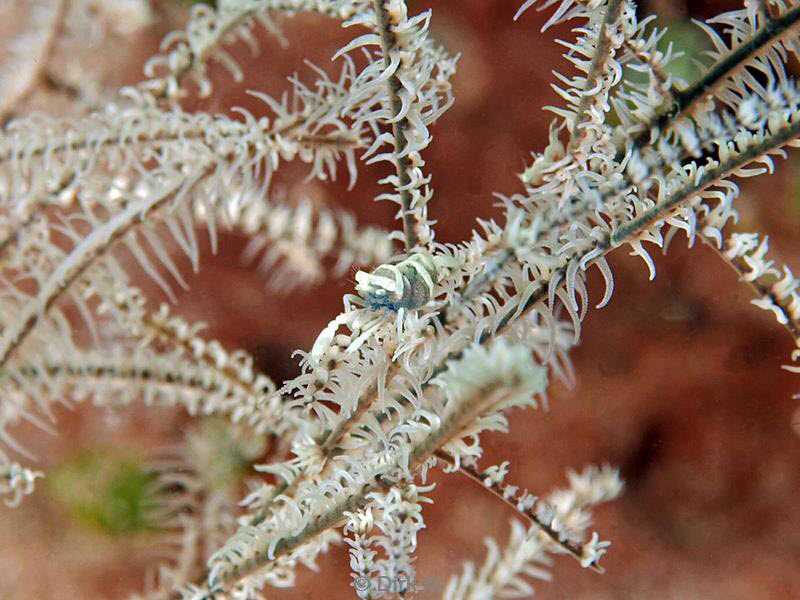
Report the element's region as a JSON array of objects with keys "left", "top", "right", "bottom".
[{"left": 310, "top": 253, "right": 458, "bottom": 362}]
